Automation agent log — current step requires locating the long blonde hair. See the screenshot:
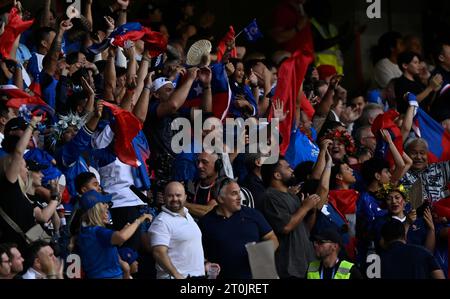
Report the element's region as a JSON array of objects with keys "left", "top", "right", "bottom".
[
  {"left": 1, "top": 156, "right": 32, "bottom": 199},
  {"left": 82, "top": 203, "right": 107, "bottom": 227}
]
